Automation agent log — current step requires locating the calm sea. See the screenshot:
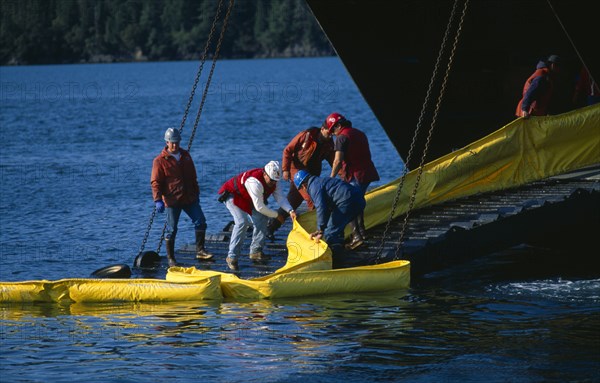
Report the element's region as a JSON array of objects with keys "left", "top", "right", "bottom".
[{"left": 1, "top": 58, "right": 598, "bottom": 382}]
